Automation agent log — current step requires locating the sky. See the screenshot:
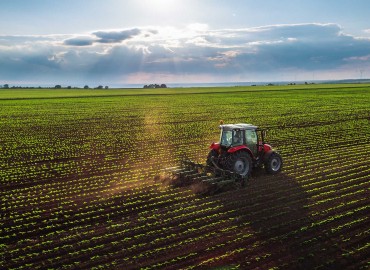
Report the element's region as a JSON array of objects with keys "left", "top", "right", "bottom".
[{"left": 1, "top": 0, "right": 370, "bottom": 87}]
